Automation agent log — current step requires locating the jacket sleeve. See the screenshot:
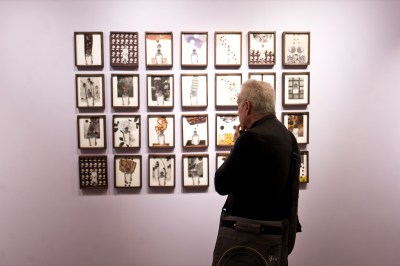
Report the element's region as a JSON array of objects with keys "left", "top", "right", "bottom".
[{"left": 214, "top": 131, "right": 258, "bottom": 195}]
